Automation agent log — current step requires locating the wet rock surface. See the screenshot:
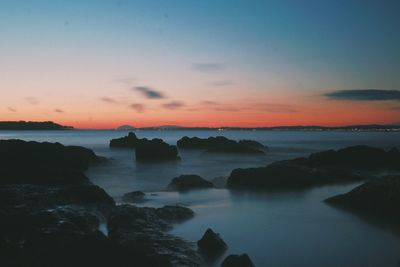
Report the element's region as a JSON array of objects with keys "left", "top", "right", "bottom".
[
  {"left": 177, "top": 136, "right": 265, "bottom": 154},
  {"left": 135, "top": 138, "right": 180, "bottom": 161},
  {"left": 325, "top": 175, "right": 400, "bottom": 225},
  {"left": 227, "top": 145, "right": 399, "bottom": 190},
  {"left": 221, "top": 254, "right": 255, "bottom": 267},
  {"left": 109, "top": 132, "right": 139, "bottom": 148},
  {"left": 0, "top": 139, "right": 201, "bottom": 267},
  {"left": 168, "top": 175, "right": 214, "bottom": 191},
  {"left": 122, "top": 190, "right": 146, "bottom": 203},
  {"left": 197, "top": 228, "right": 227, "bottom": 257}
]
